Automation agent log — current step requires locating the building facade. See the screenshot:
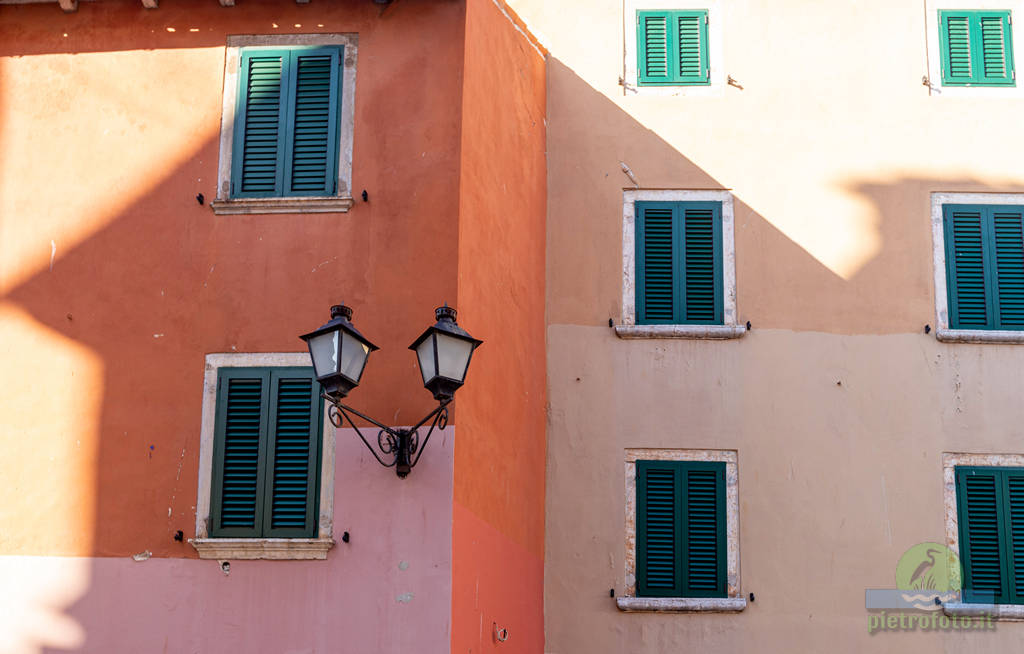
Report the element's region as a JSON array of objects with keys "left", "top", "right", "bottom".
[
  {"left": 515, "top": 0, "right": 1024, "bottom": 652},
  {"left": 0, "top": 1, "right": 545, "bottom": 652}
]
